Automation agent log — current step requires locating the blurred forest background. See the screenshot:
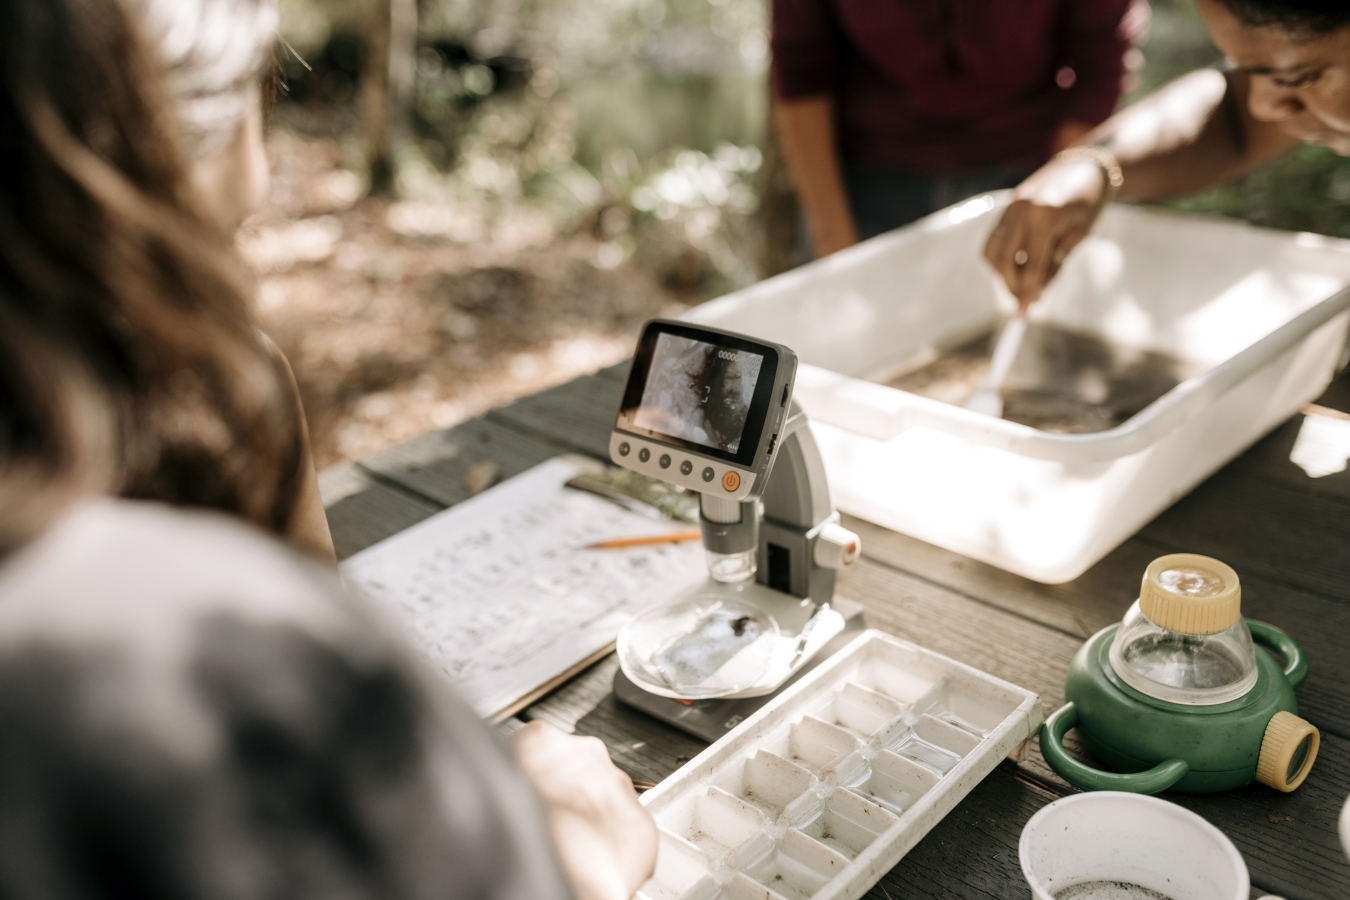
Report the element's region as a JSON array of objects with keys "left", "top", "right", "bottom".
[{"left": 250, "top": 0, "right": 1350, "bottom": 469}]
